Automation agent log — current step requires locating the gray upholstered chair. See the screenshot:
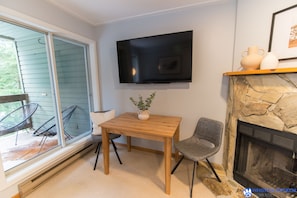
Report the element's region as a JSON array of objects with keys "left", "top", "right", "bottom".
[
  {"left": 90, "top": 110, "right": 122, "bottom": 170},
  {"left": 171, "top": 117, "right": 224, "bottom": 198}
]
